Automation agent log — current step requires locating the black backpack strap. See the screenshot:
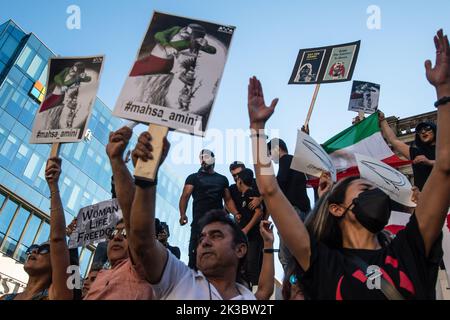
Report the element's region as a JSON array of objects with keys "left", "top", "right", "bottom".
[{"left": 345, "top": 254, "right": 405, "bottom": 300}]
